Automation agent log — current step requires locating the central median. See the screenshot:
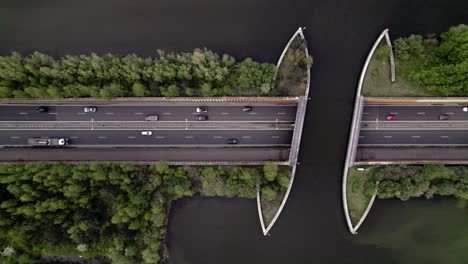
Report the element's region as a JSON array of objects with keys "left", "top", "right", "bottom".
[{"left": 361, "top": 120, "right": 468, "bottom": 130}]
